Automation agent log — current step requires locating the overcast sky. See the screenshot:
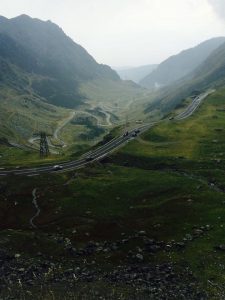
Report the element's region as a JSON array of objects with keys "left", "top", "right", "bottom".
[{"left": 0, "top": 0, "right": 225, "bottom": 67}]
